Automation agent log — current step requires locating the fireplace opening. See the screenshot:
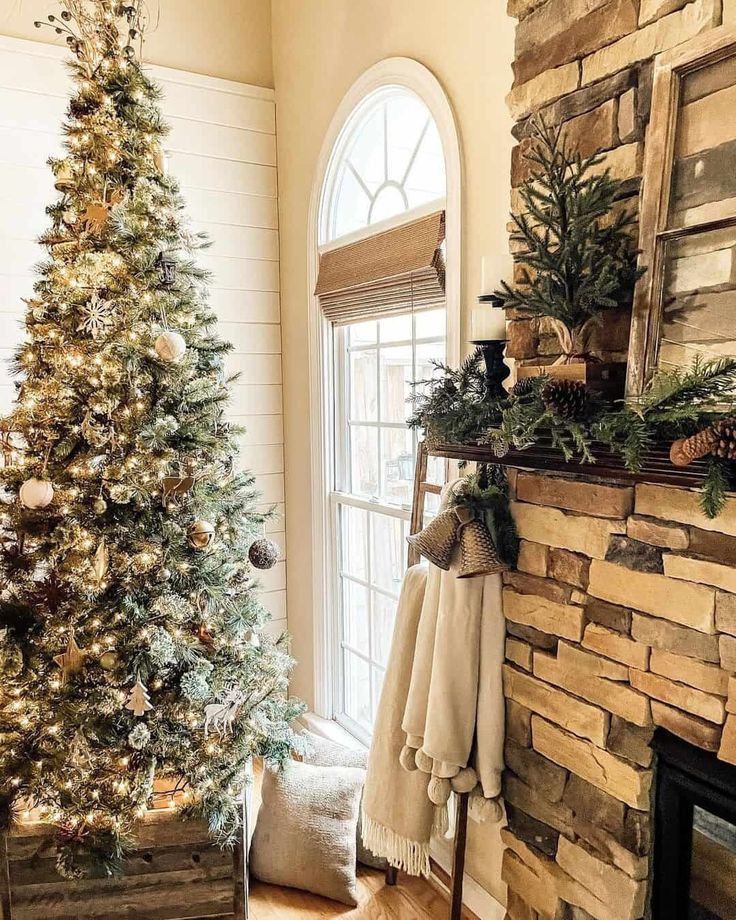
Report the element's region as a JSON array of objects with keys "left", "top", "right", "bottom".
[{"left": 653, "top": 730, "right": 736, "bottom": 920}]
